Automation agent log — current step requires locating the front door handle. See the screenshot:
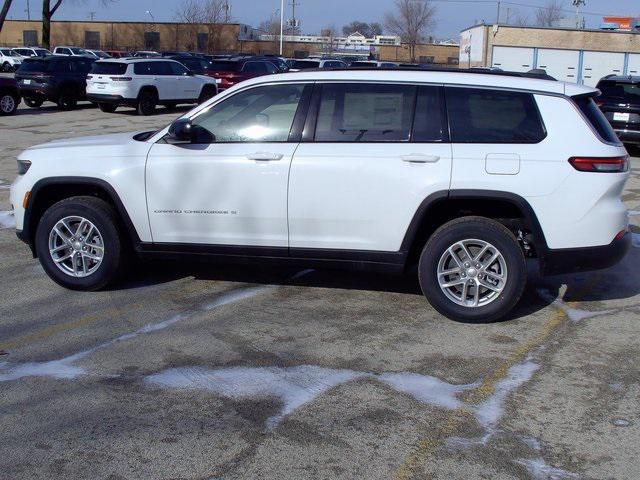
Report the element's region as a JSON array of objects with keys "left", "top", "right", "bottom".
[
  {"left": 247, "top": 152, "right": 284, "bottom": 161},
  {"left": 401, "top": 154, "right": 440, "bottom": 163}
]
